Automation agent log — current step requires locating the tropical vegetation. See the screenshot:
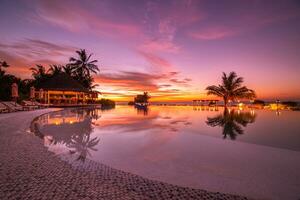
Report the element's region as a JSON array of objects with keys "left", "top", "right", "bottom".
[
  {"left": 0, "top": 49, "right": 106, "bottom": 103},
  {"left": 206, "top": 72, "right": 256, "bottom": 107},
  {"left": 134, "top": 92, "right": 150, "bottom": 104},
  {"left": 0, "top": 61, "right": 33, "bottom": 101}
]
